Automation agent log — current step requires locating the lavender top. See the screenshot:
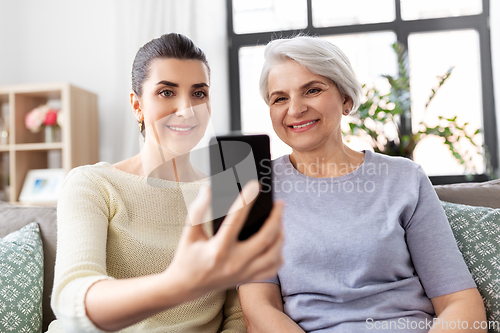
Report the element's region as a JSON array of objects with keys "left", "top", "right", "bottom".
[{"left": 264, "top": 150, "right": 475, "bottom": 333}]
